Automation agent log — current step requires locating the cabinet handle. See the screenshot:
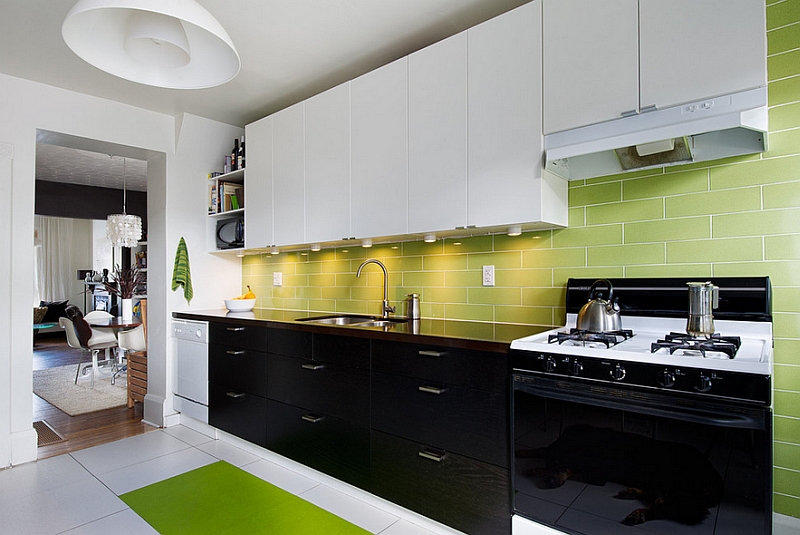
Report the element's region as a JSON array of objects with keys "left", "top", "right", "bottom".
[
  {"left": 226, "top": 392, "right": 246, "bottom": 399},
  {"left": 418, "top": 385, "right": 446, "bottom": 395},
  {"left": 418, "top": 449, "right": 446, "bottom": 463},
  {"left": 418, "top": 350, "right": 446, "bottom": 358},
  {"left": 620, "top": 109, "right": 638, "bottom": 117},
  {"left": 226, "top": 350, "right": 246, "bottom": 355},
  {"left": 302, "top": 414, "right": 324, "bottom": 423},
  {"left": 226, "top": 327, "right": 245, "bottom": 332},
  {"left": 301, "top": 363, "right": 325, "bottom": 371},
  {"left": 640, "top": 104, "right": 658, "bottom": 113}
]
